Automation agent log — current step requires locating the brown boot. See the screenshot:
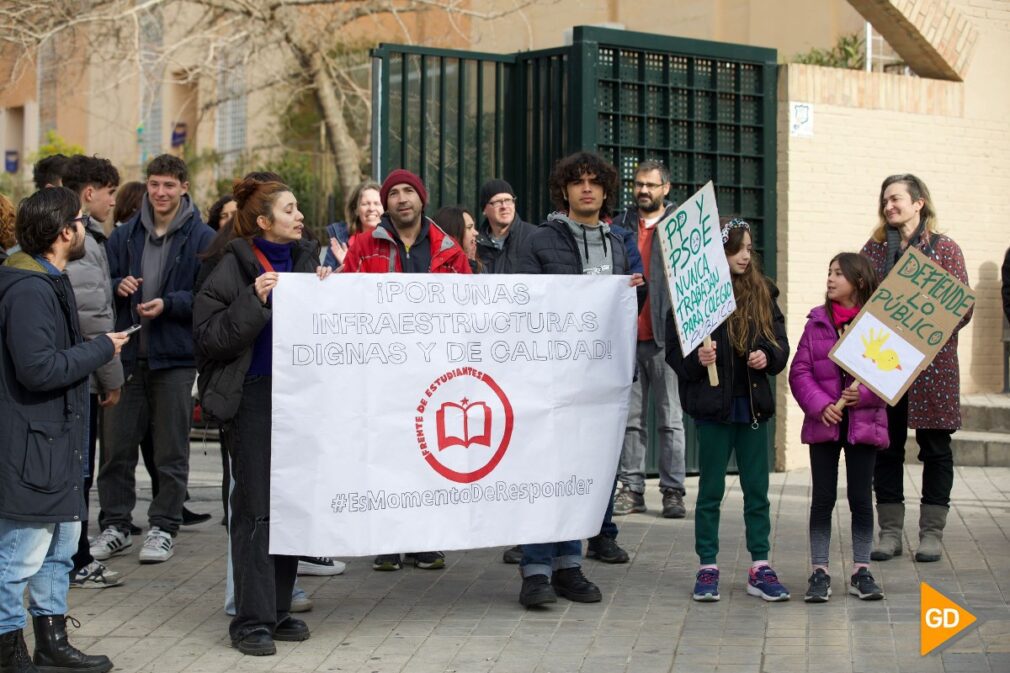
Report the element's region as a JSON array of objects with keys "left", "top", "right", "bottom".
[
  {"left": 870, "top": 503, "right": 904, "bottom": 561},
  {"left": 915, "top": 504, "right": 949, "bottom": 563}
]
